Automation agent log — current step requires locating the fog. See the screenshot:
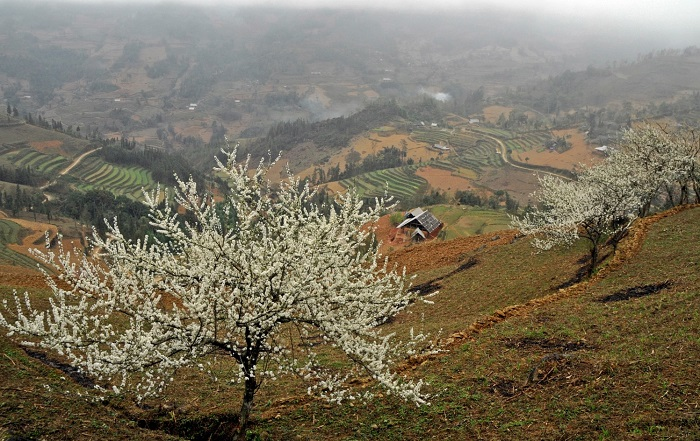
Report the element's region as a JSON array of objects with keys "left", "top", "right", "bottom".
[{"left": 8, "top": 0, "right": 698, "bottom": 62}]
